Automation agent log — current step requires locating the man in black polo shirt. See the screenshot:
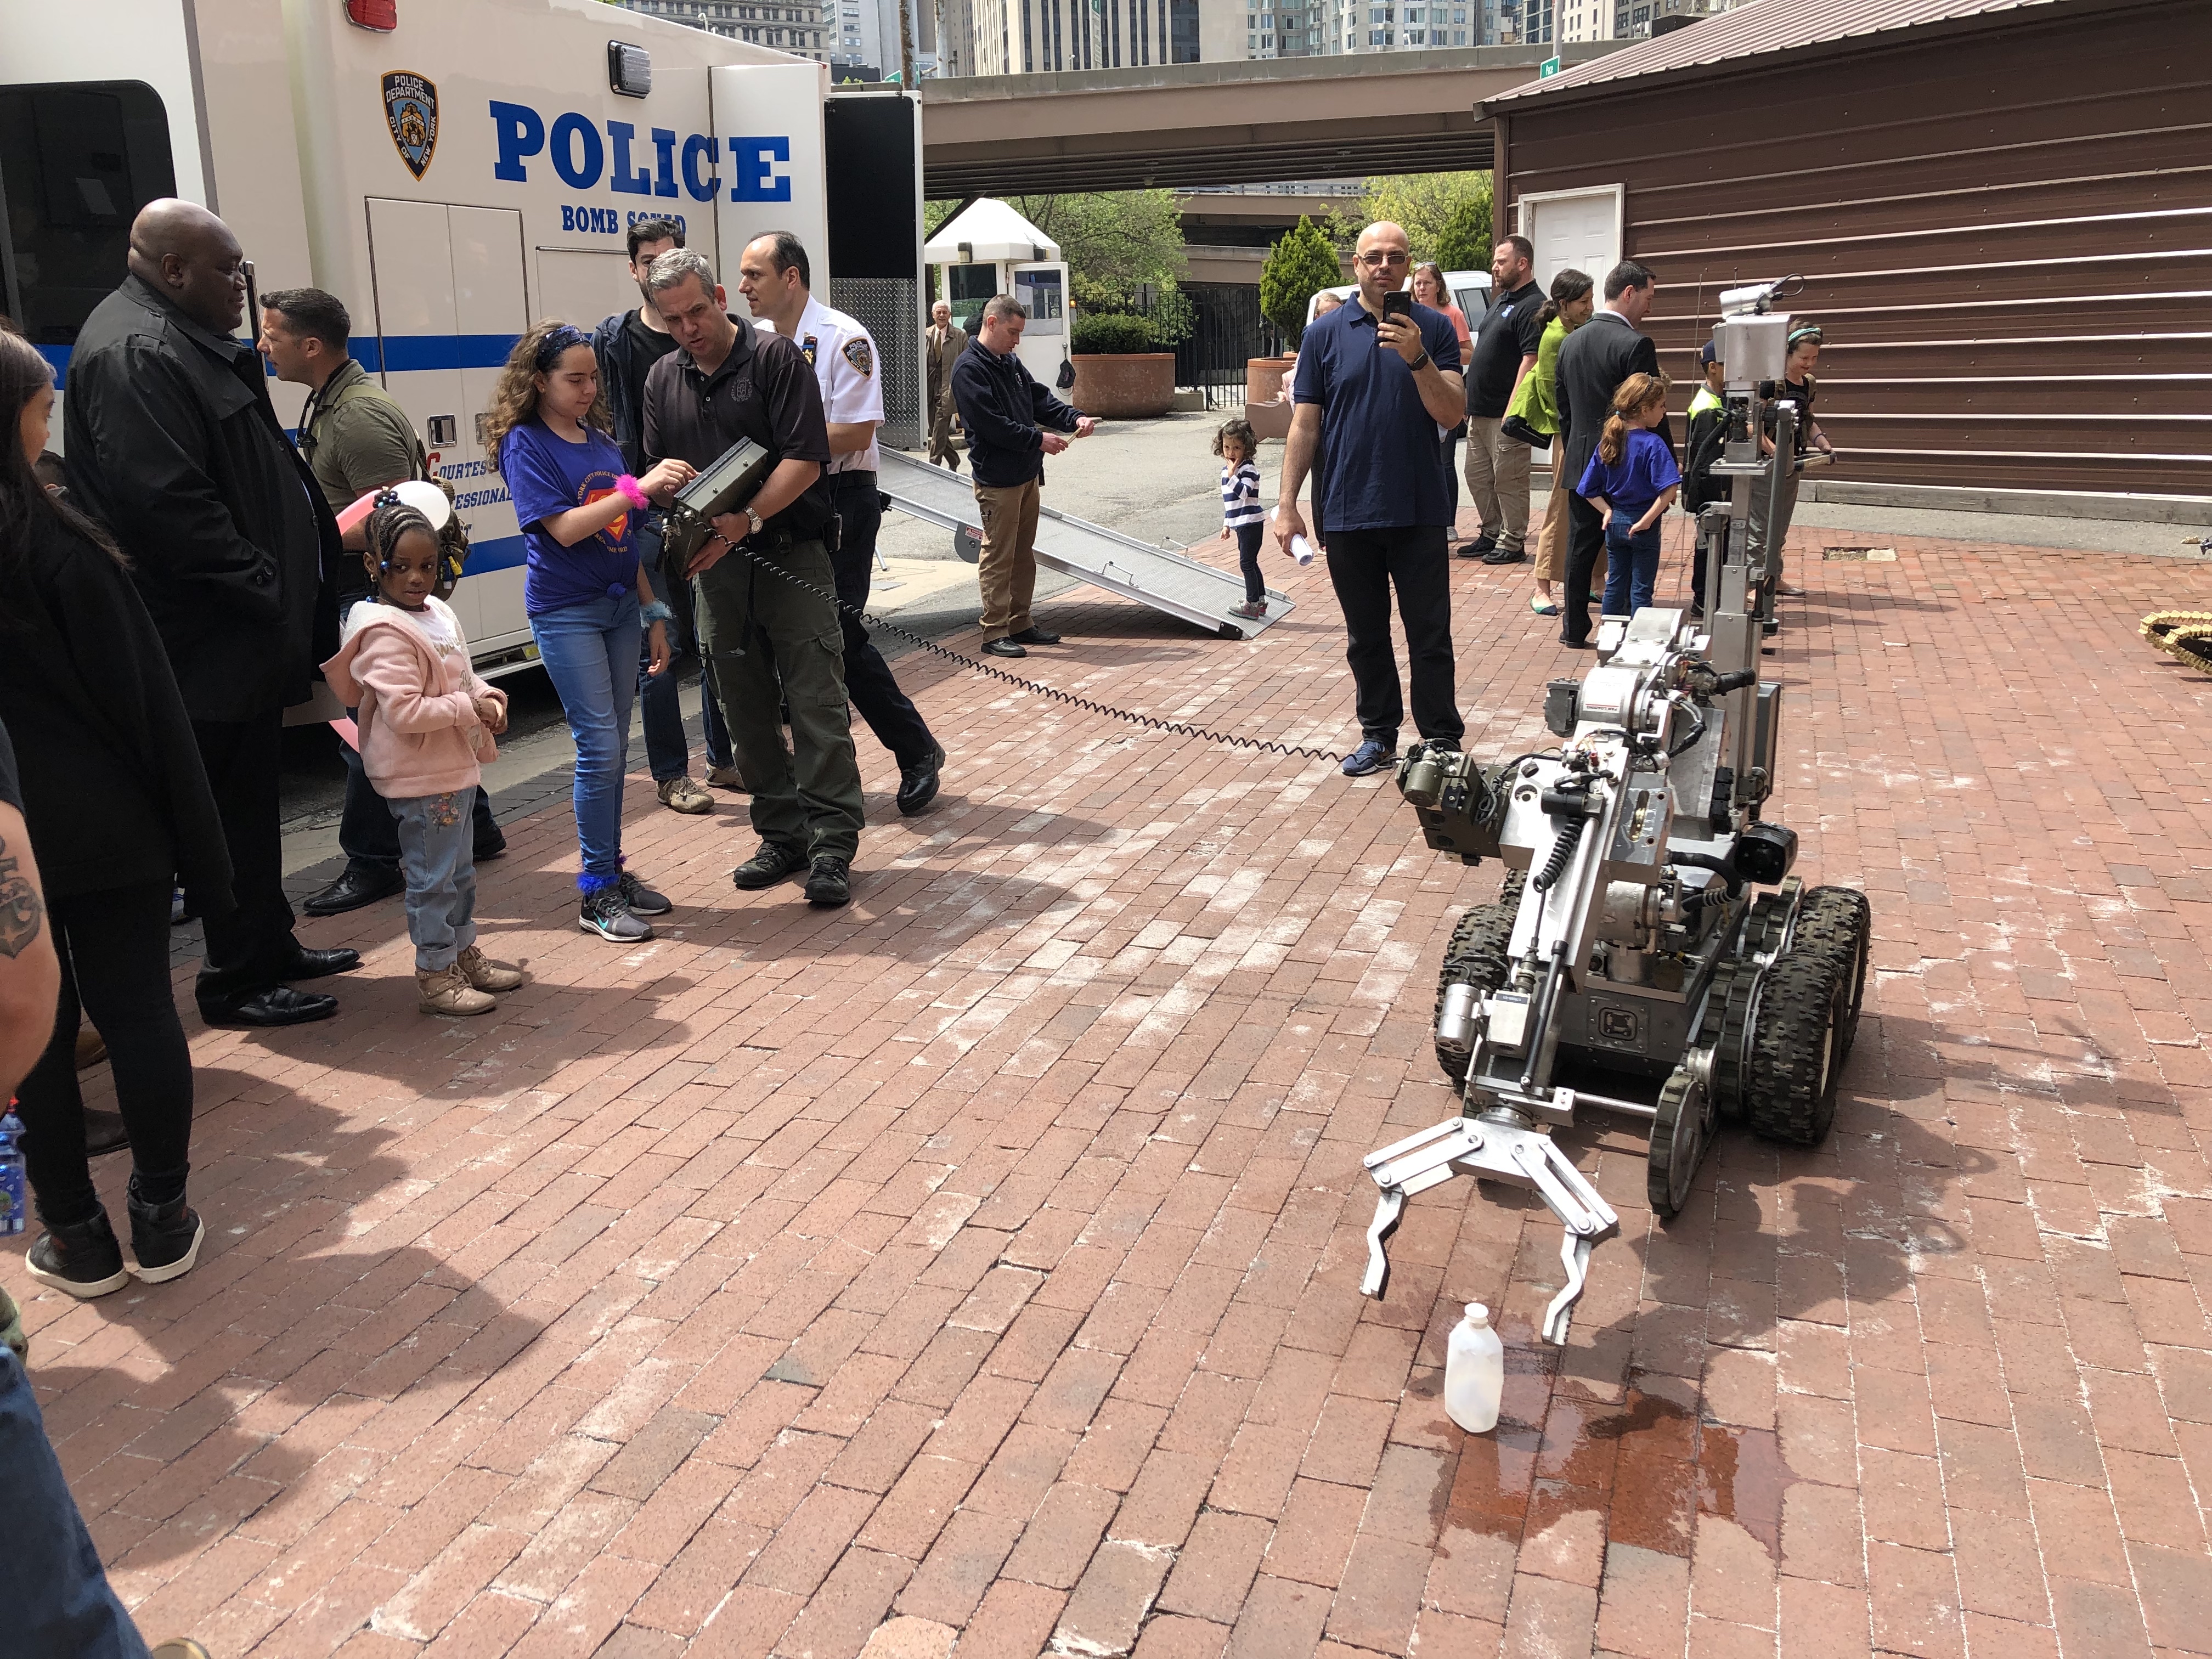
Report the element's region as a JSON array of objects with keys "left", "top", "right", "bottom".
[
  {"left": 1464, "top": 234, "right": 1546, "bottom": 564},
  {"left": 1273, "top": 220, "right": 1469, "bottom": 778},
  {"left": 640, "top": 249, "right": 863, "bottom": 909}
]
